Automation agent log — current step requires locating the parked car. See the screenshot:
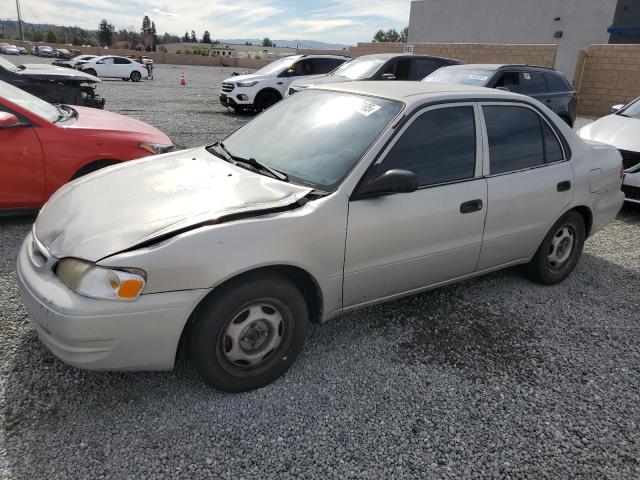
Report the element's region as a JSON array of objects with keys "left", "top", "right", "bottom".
[
  {"left": 33, "top": 45, "right": 56, "bottom": 57},
  {"left": 424, "top": 64, "right": 577, "bottom": 126},
  {"left": 0, "top": 43, "right": 9, "bottom": 51},
  {"left": 17, "top": 46, "right": 28, "bottom": 55},
  {"left": 52, "top": 54, "right": 98, "bottom": 69},
  {"left": 219, "top": 54, "right": 349, "bottom": 112},
  {"left": 0, "top": 56, "right": 105, "bottom": 108},
  {"left": 17, "top": 82, "right": 623, "bottom": 392},
  {"left": 286, "top": 53, "right": 461, "bottom": 97},
  {"left": 1, "top": 45, "right": 20, "bottom": 55},
  {"left": 0, "top": 80, "right": 172, "bottom": 211},
  {"left": 78, "top": 55, "right": 148, "bottom": 82},
  {"left": 55, "top": 48, "right": 73, "bottom": 59},
  {"left": 577, "top": 98, "right": 640, "bottom": 205}
]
